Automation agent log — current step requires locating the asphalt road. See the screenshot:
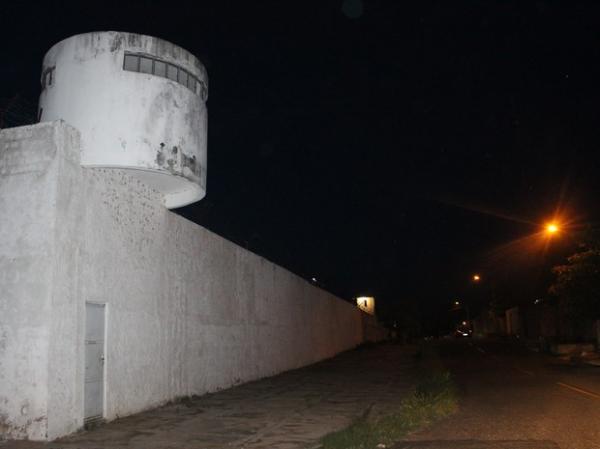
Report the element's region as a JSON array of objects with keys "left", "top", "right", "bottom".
[{"left": 398, "top": 339, "right": 600, "bottom": 449}]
